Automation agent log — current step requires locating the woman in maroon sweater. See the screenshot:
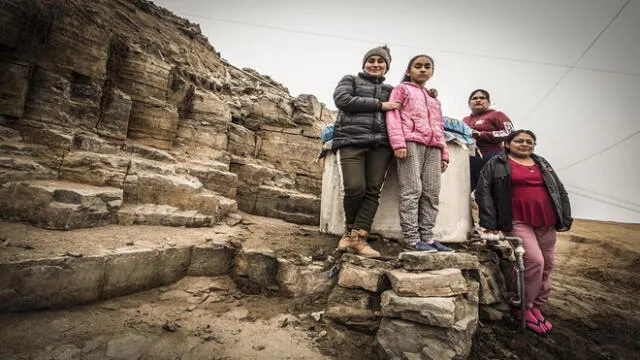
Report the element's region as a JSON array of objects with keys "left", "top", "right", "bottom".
[{"left": 463, "top": 89, "right": 514, "bottom": 191}]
